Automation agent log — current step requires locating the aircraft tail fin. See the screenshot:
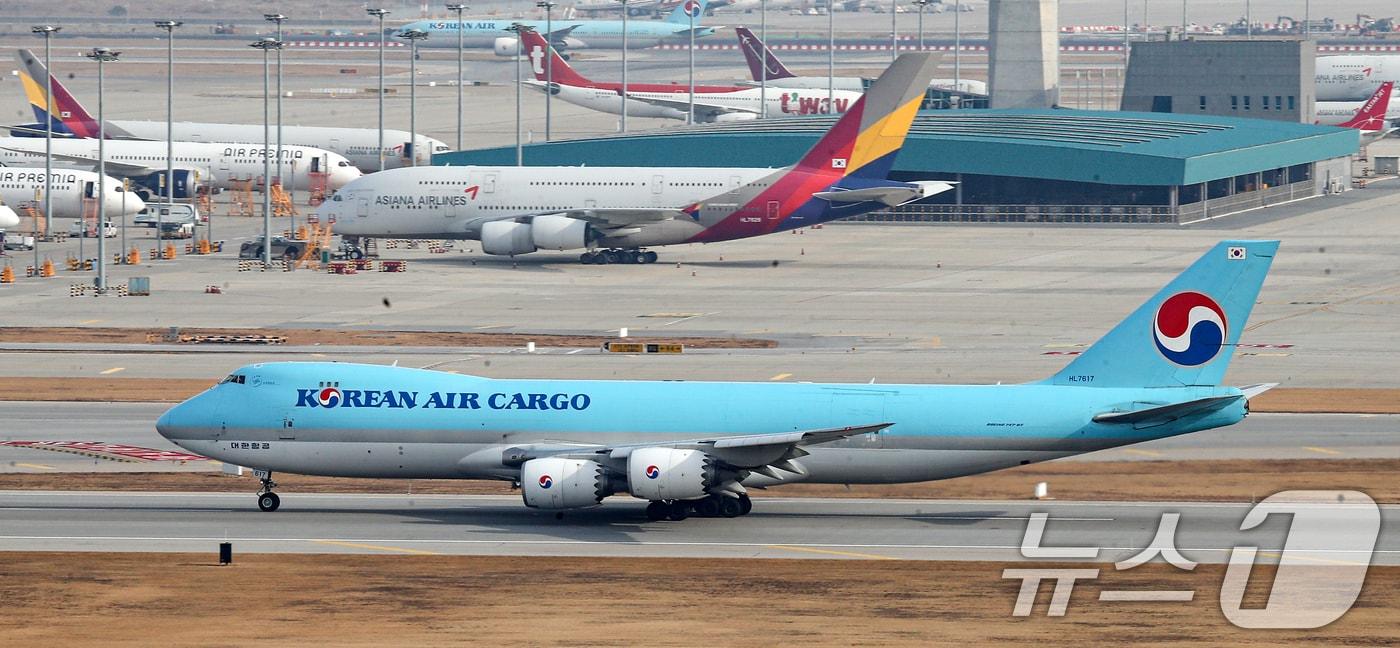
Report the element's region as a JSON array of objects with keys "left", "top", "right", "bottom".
[
  {"left": 517, "top": 28, "right": 593, "bottom": 86},
  {"left": 664, "top": 0, "right": 708, "bottom": 24},
  {"left": 1339, "top": 81, "right": 1393, "bottom": 130},
  {"left": 735, "top": 26, "right": 796, "bottom": 81},
  {"left": 15, "top": 48, "right": 108, "bottom": 138},
  {"left": 791, "top": 52, "right": 934, "bottom": 181},
  {"left": 1045, "top": 241, "right": 1279, "bottom": 388}
]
